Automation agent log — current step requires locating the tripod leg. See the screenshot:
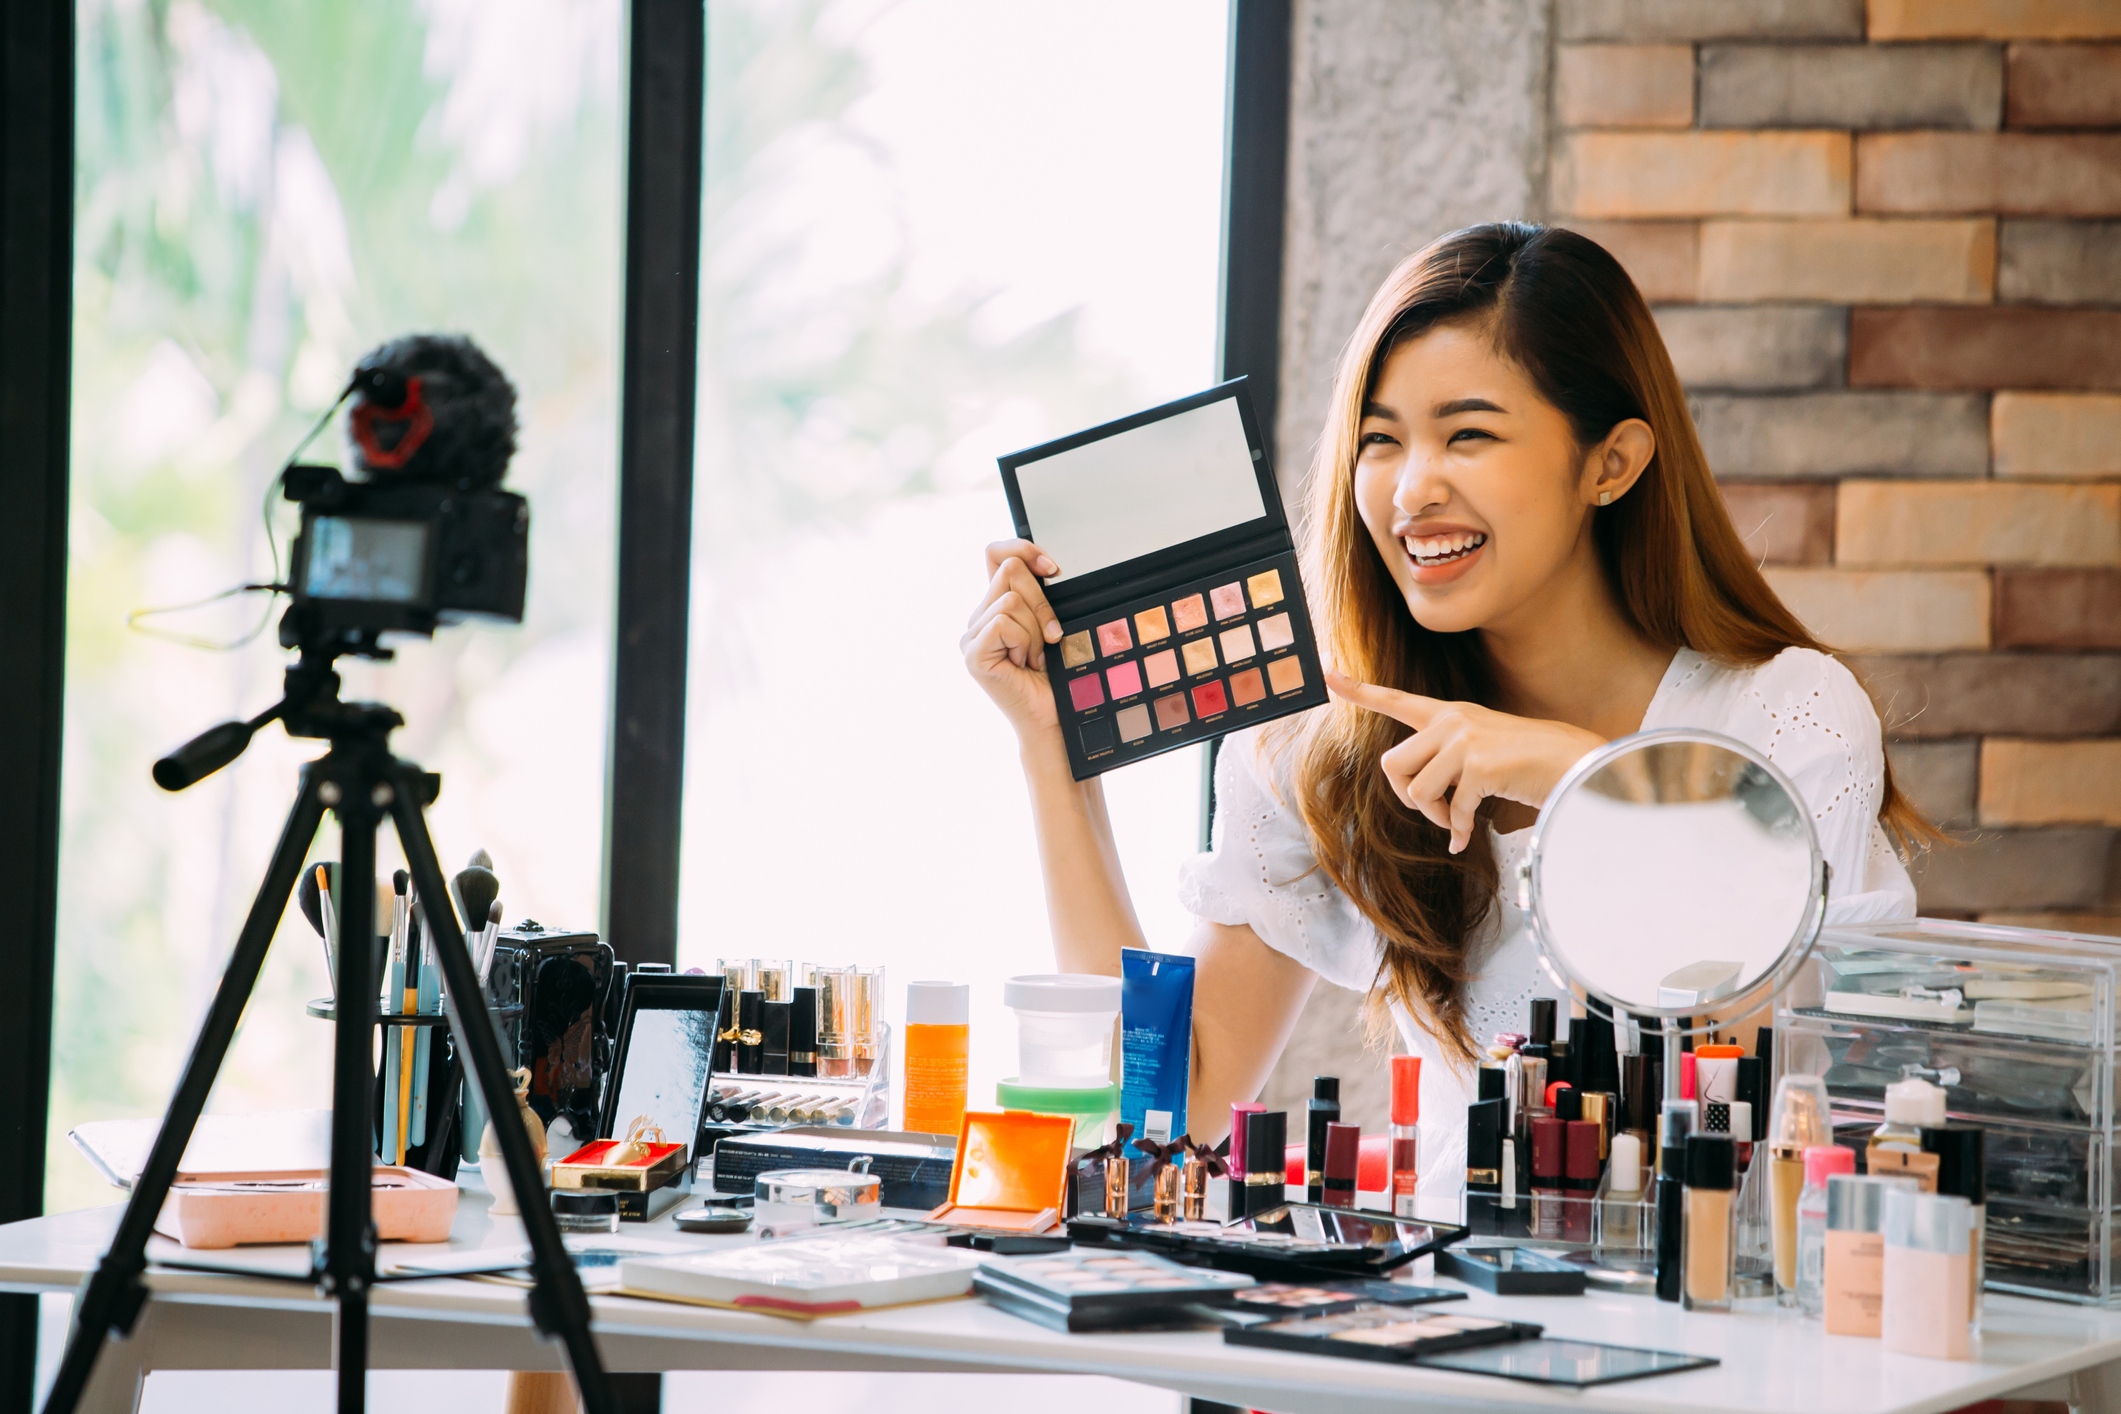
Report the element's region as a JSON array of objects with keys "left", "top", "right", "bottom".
[
  {"left": 386, "top": 769, "right": 616, "bottom": 1414},
  {"left": 41, "top": 776, "right": 331, "bottom": 1414},
  {"left": 327, "top": 768, "right": 381, "bottom": 1414}
]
